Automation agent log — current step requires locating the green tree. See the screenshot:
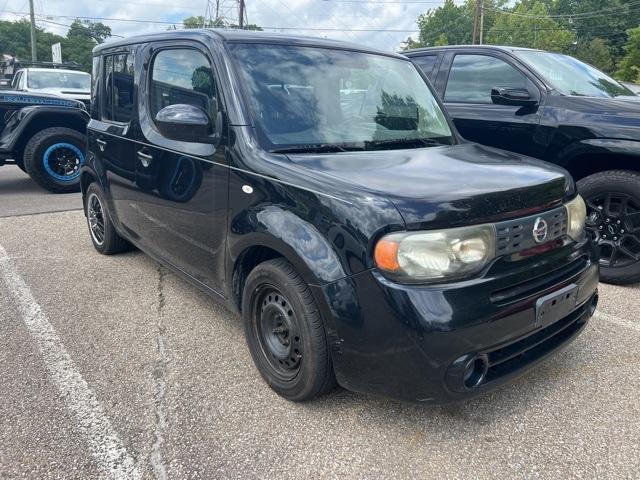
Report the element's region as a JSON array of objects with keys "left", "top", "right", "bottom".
[
  {"left": 0, "top": 19, "right": 63, "bottom": 61},
  {"left": 0, "top": 19, "right": 110, "bottom": 72},
  {"left": 617, "top": 26, "right": 640, "bottom": 81},
  {"left": 412, "top": 0, "right": 473, "bottom": 47},
  {"left": 551, "top": 0, "right": 640, "bottom": 61},
  {"left": 61, "top": 20, "right": 112, "bottom": 72},
  {"left": 486, "top": 1, "right": 574, "bottom": 52},
  {"left": 574, "top": 38, "right": 614, "bottom": 74},
  {"left": 404, "top": 0, "right": 505, "bottom": 50}
]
